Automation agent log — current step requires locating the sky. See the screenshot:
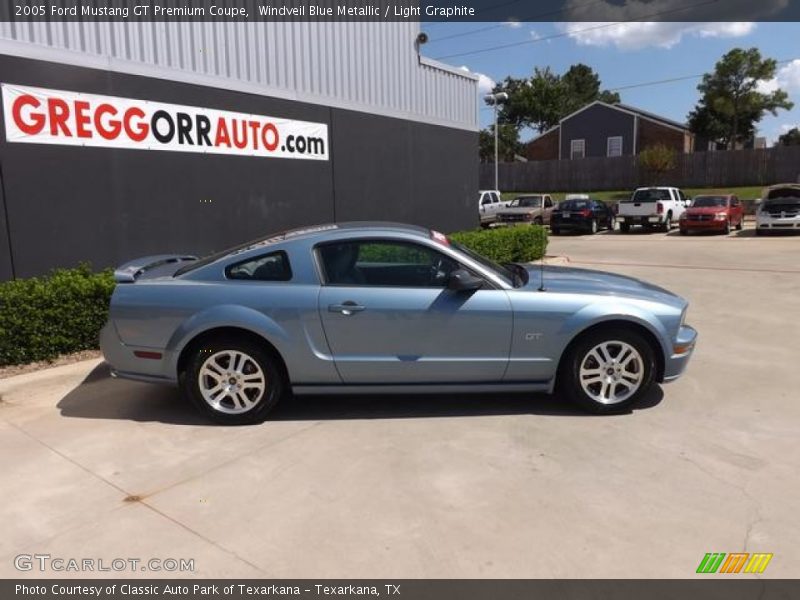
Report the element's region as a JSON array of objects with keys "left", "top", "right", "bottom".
[{"left": 420, "top": 21, "right": 800, "bottom": 144}]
